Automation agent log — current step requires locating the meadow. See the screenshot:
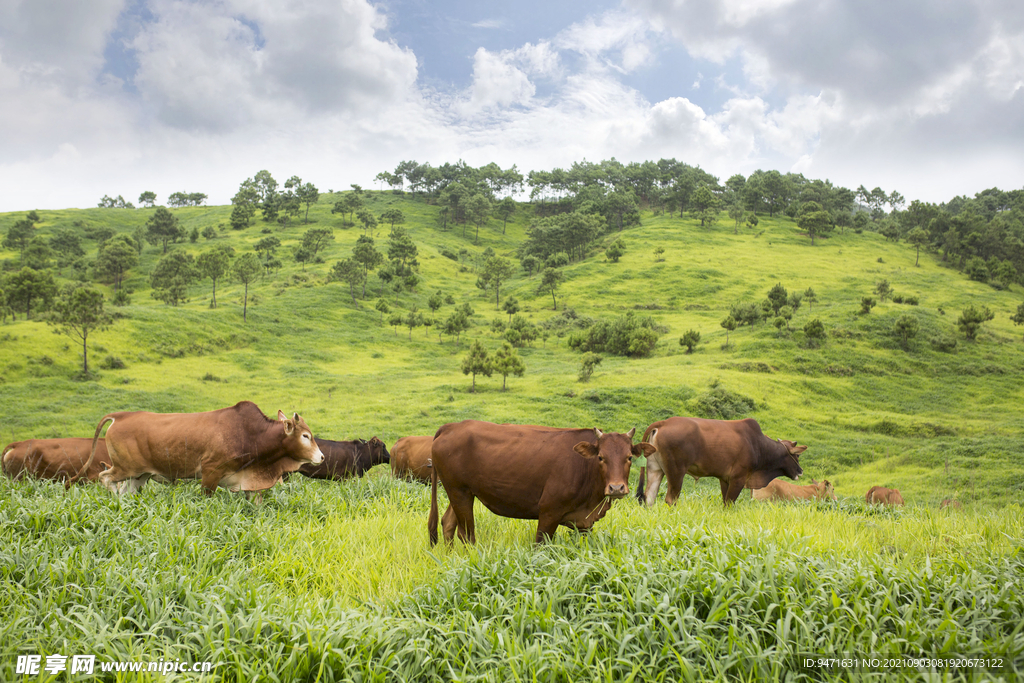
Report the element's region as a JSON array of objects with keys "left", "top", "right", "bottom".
[{"left": 1, "top": 192, "right": 1022, "bottom": 680}]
